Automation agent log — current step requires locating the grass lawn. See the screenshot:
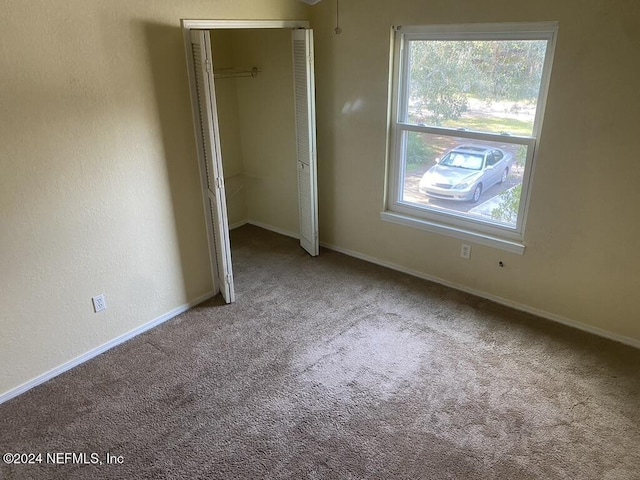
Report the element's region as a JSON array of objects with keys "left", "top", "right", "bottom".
[{"left": 444, "top": 115, "right": 533, "bottom": 137}]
